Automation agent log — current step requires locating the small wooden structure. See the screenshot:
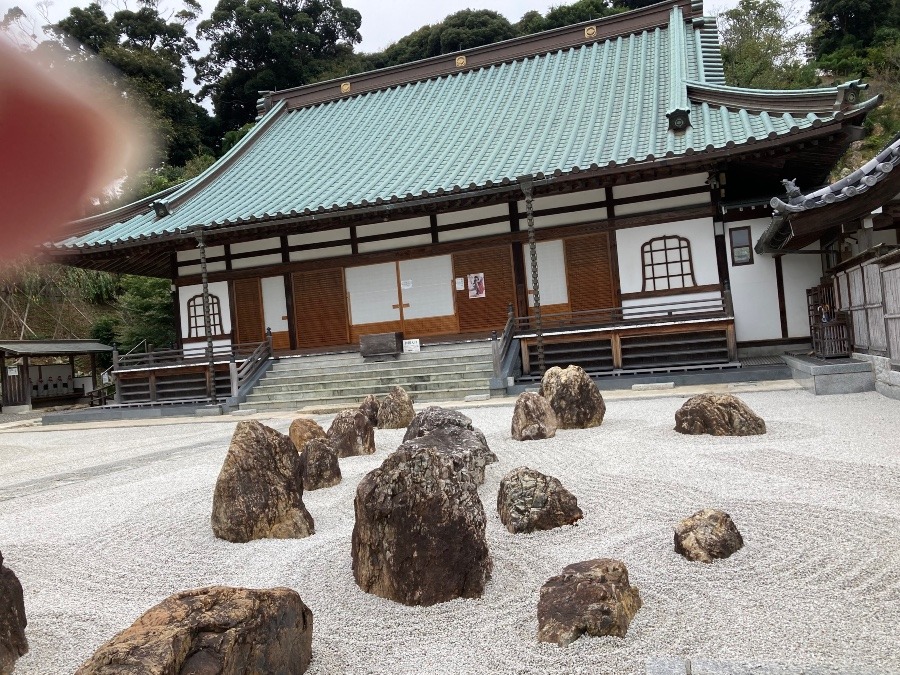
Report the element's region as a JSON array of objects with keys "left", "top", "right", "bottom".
[{"left": 0, "top": 340, "right": 112, "bottom": 412}]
